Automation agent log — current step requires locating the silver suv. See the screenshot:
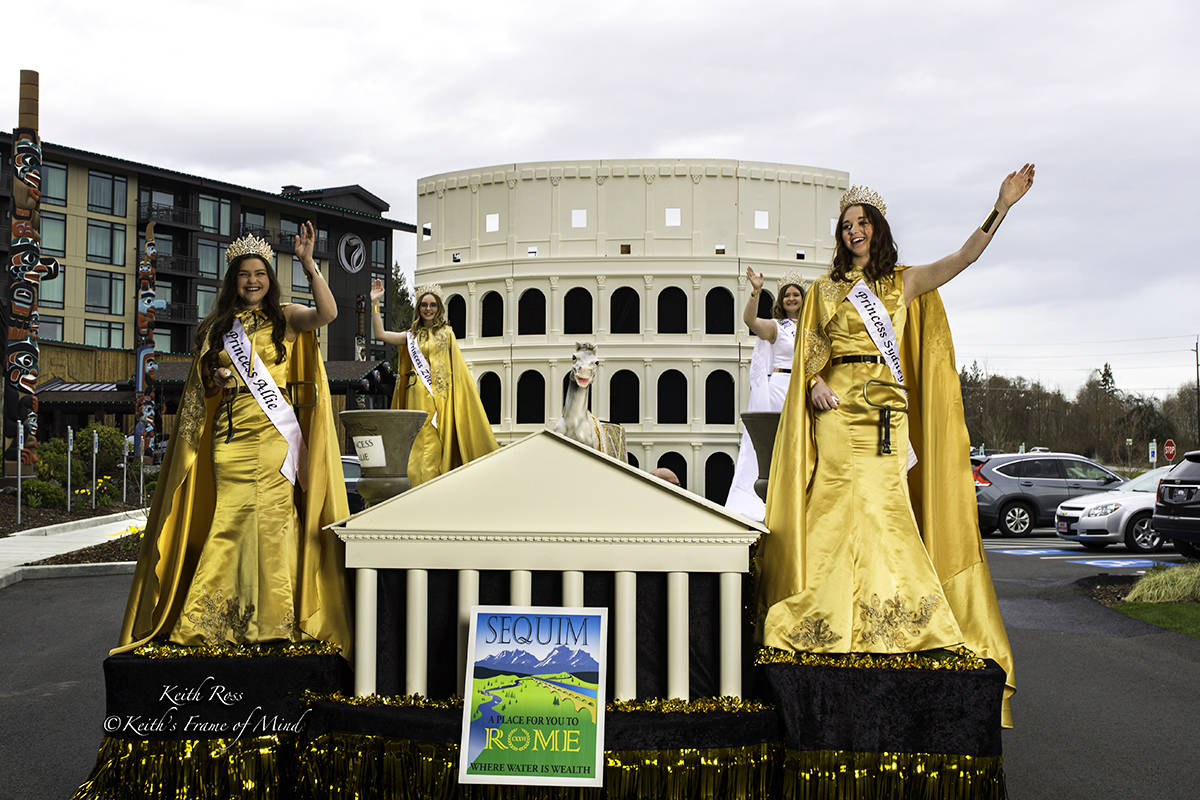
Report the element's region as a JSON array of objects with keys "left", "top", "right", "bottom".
[{"left": 974, "top": 452, "right": 1124, "bottom": 536}]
